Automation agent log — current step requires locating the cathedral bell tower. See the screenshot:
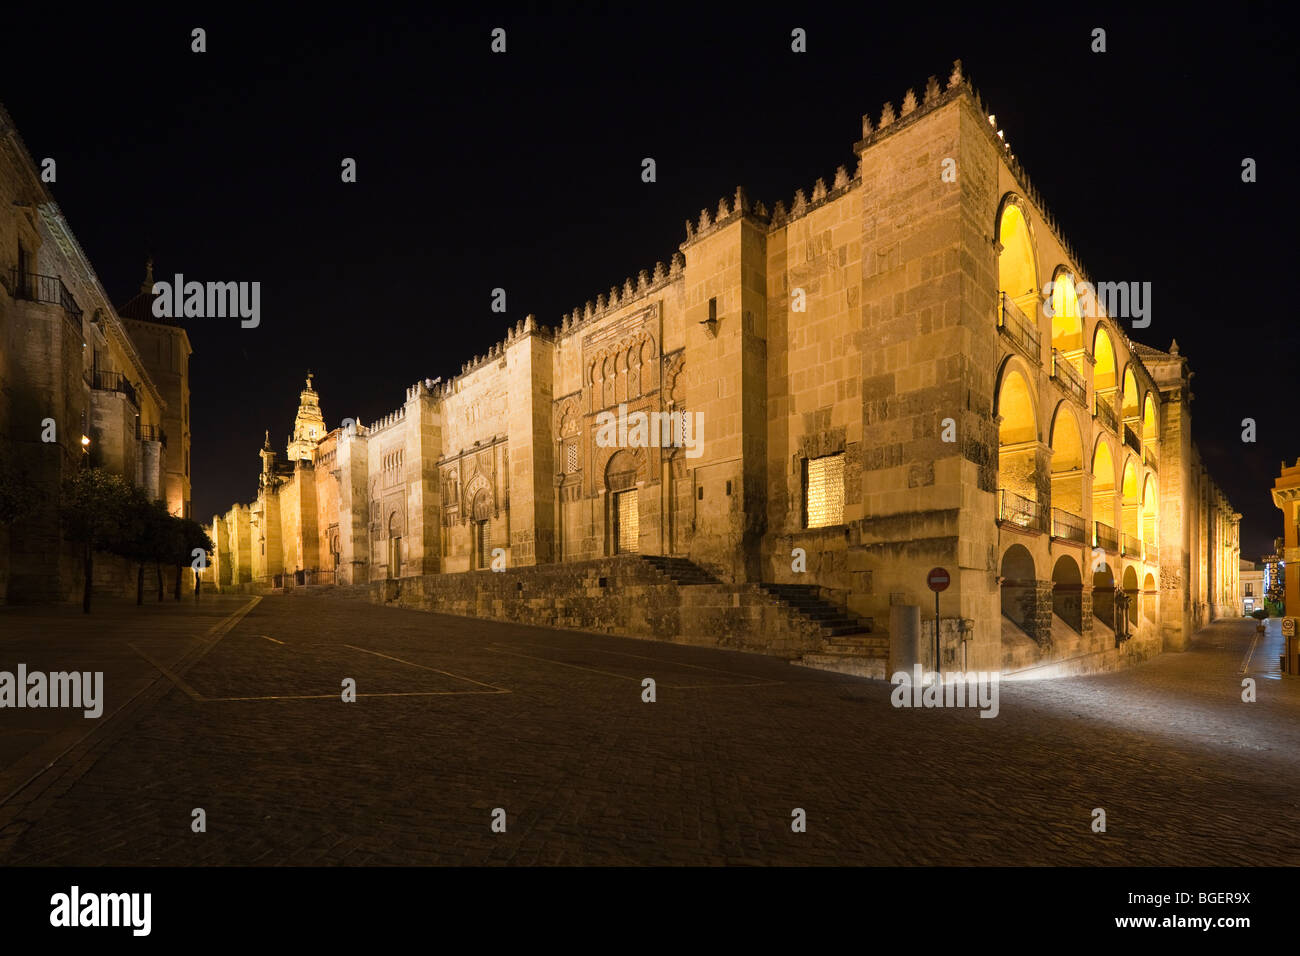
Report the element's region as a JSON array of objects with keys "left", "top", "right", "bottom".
[{"left": 286, "top": 371, "right": 327, "bottom": 462}]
